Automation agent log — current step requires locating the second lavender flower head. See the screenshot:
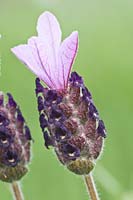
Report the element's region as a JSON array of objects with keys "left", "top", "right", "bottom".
[
  {"left": 11, "top": 11, "right": 106, "bottom": 175},
  {"left": 0, "top": 92, "right": 32, "bottom": 182}
]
